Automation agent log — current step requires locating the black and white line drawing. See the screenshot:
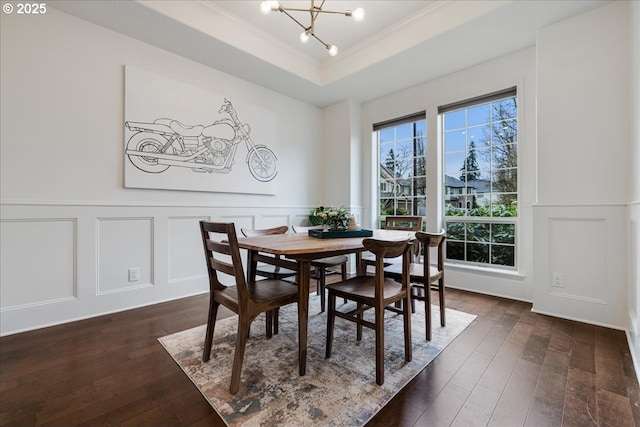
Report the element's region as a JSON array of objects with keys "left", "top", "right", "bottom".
[{"left": 125, "top": 99, "right": 278, "bottom": 182}]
